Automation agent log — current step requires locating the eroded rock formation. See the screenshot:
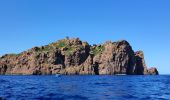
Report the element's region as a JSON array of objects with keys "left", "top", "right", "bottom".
[{"left": 0, "top": 38, "right": 158, "bottom": 75}]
